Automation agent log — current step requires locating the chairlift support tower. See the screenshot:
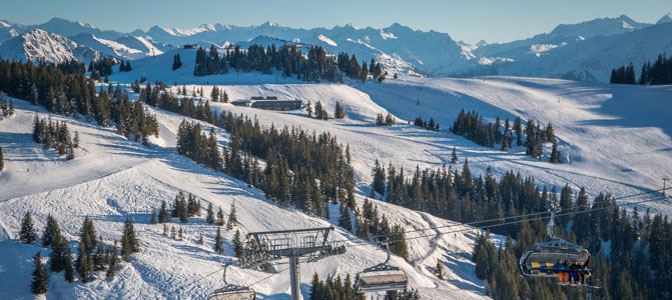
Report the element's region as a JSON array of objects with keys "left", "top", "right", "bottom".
[{"left": 245, "top": 227, "right": 345, "bottom": 300}]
